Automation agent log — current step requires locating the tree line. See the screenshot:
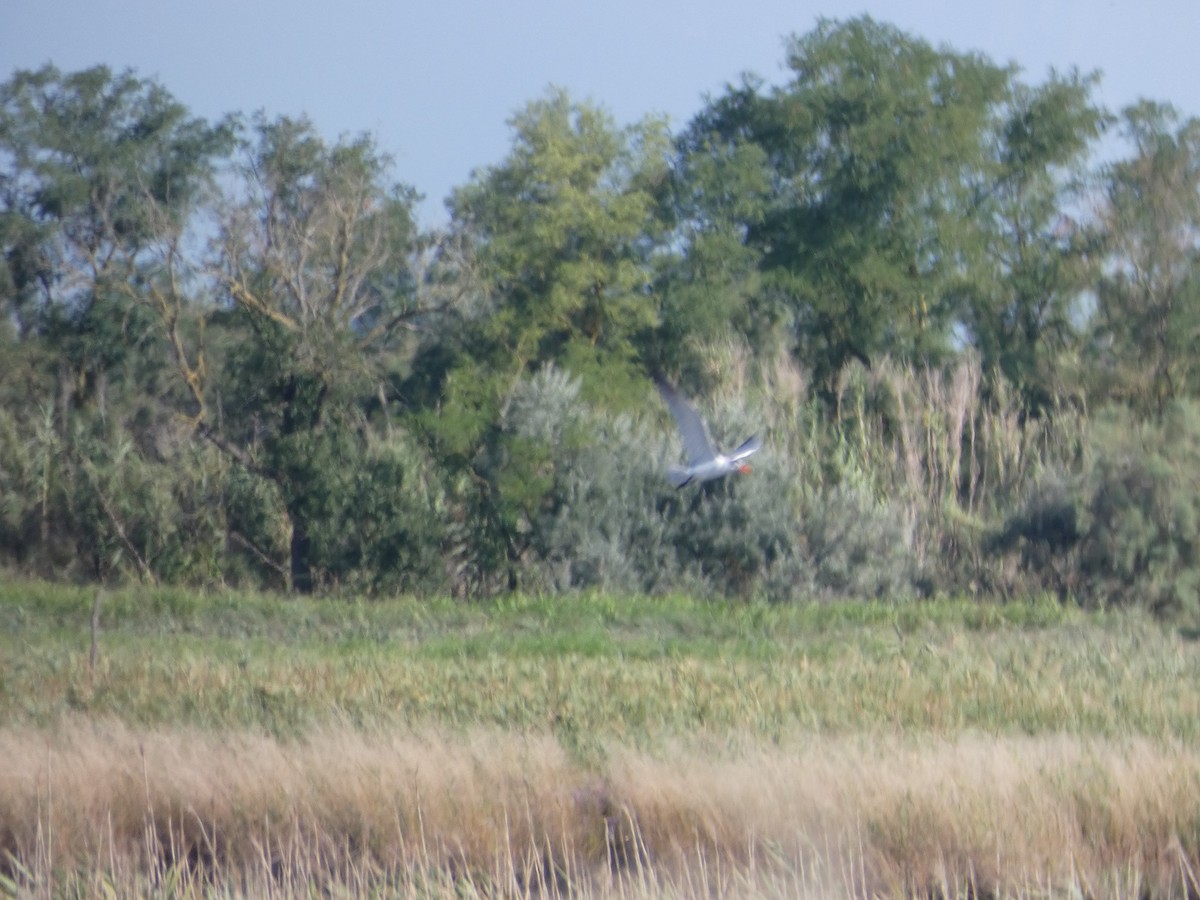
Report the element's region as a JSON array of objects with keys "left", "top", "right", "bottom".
[{"left": 2, "top": 17, "right": 1199, "bottom": 612}]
